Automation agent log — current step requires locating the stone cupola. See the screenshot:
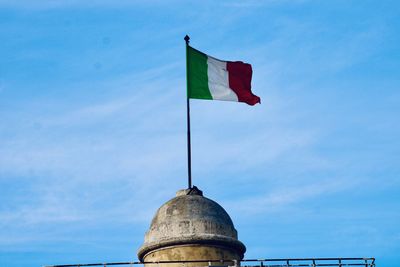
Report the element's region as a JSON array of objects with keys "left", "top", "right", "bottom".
[{"left": 138, "top": 187, "right": 246, "bottom": 265}]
